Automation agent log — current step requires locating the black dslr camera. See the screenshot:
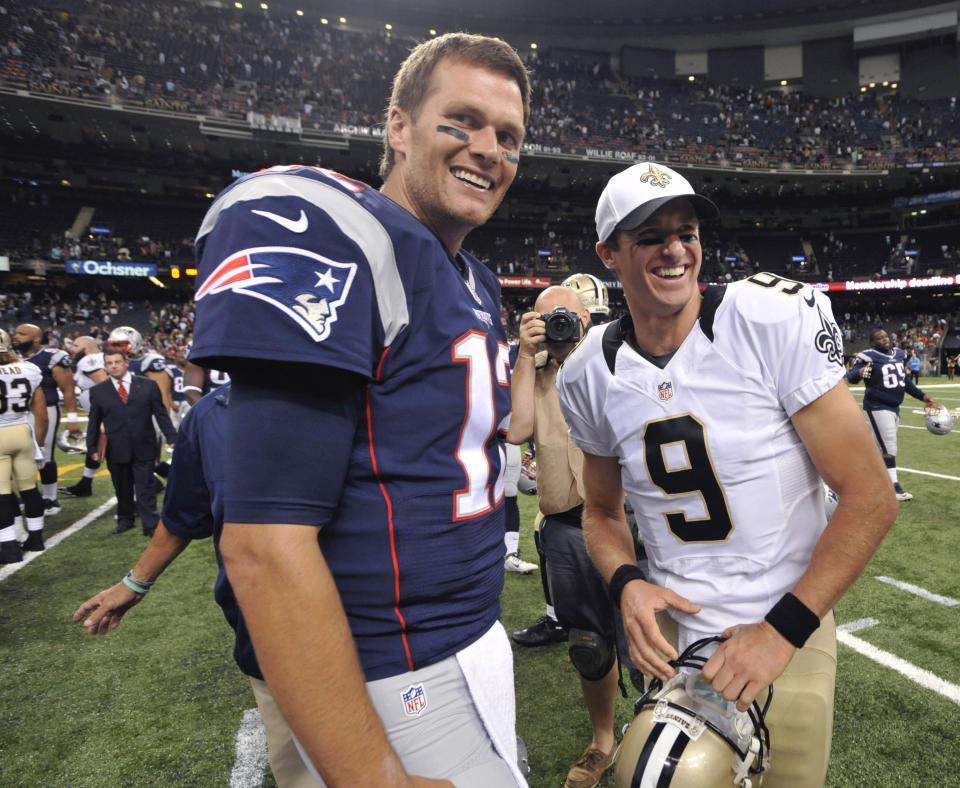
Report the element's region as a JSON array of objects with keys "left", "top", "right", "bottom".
[{"left": 542, "top": 306, "right": 581, "bottom": 344}]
